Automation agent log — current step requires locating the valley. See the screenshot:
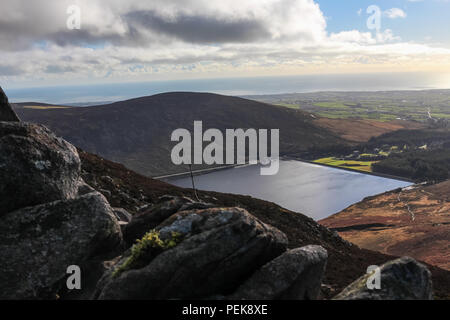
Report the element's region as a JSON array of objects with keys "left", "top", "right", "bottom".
[
  {"left": 11, "top": 89, "right": 450, "bottom": 282},
  {"left": 2, "top": 0, "right": 449, "bottom": 303},
  {"left": 79, "top": 150, "right": 450, "bottom": 299}
]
